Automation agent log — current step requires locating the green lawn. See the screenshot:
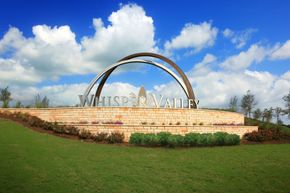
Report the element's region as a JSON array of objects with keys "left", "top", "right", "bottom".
[{"left": 1, "top": 119, "right": 290, "bottom": 193}]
